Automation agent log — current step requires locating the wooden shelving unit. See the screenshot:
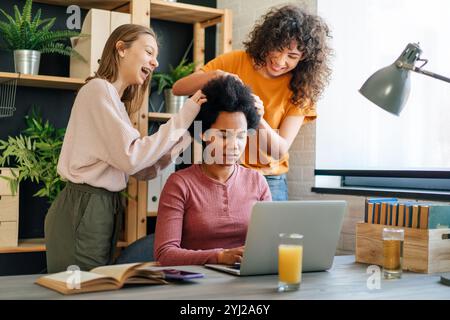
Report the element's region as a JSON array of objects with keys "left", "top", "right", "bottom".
[
  {"left": 0, "top": 0, "right": 232, "bottom": 254},
  {"left": 0, "top": 72, "right": 85, "bottom": 90},
  {"left": 0, "top": 238, "right": 127, "bottom": 254},
  {"left": 35, "top": 0, "right": 226, "bottom": 23},
  {"left": 34, "top": 0, "right": 233, "bottom": 69}
]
